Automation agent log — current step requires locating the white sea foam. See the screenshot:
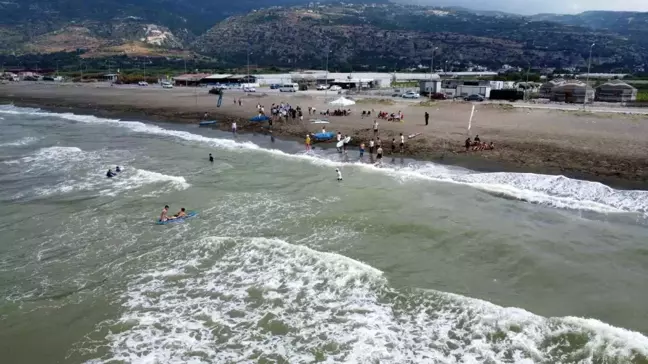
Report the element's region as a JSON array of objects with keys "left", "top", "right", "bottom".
[
  {"left": 11, "top": 145, "right": 189, "bottom": 199},
  {"left": 83, "top": 236, "right": 648, "bottom": 364},
  {"left": 2, "top": 106, "right": 648, "bottom": 215},
  {"left": 0, "top": 136, "right": 40, "bottom": 147}
]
